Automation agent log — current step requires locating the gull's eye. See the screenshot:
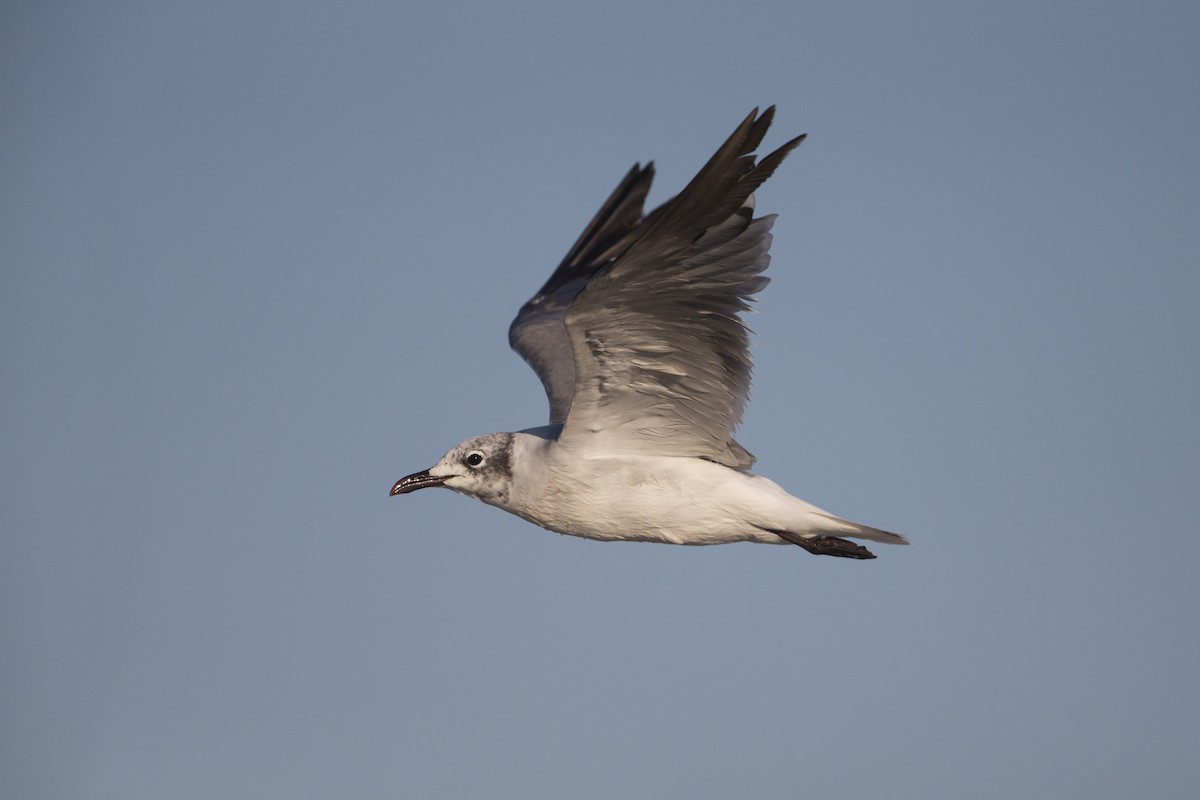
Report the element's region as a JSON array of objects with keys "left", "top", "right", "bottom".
[{"left": 465, "top": 452, "right": 485, "bottom": 467}]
